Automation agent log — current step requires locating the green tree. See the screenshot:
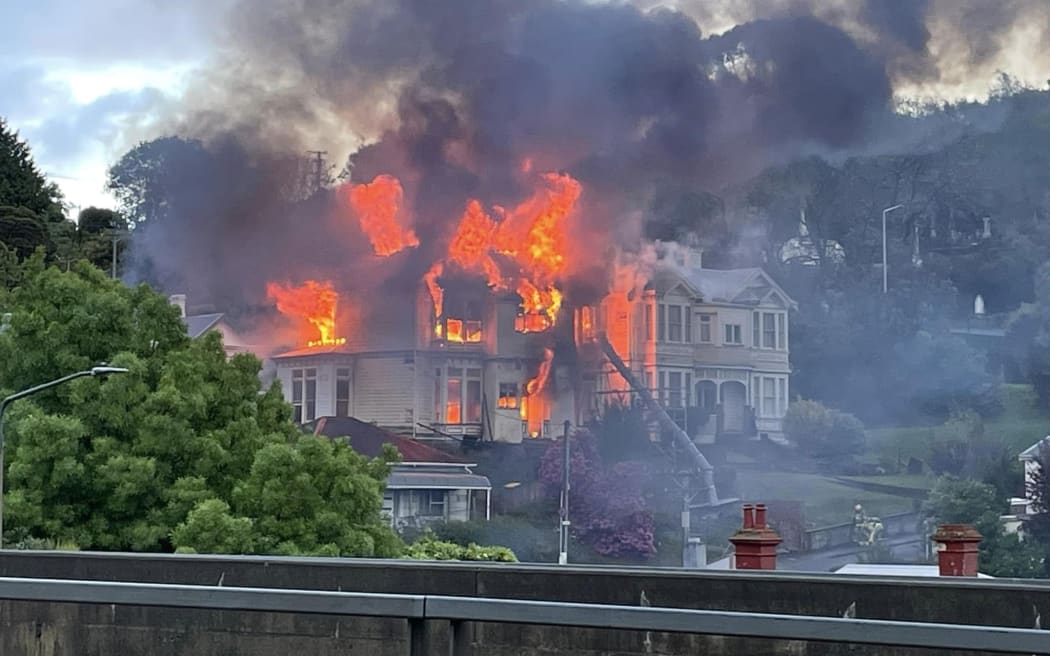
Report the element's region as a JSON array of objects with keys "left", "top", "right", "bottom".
[
  {"left": 0, "top": 262, "right": 400, "bottom": 556},
  {"left": 925, "top": 477, "right": 1044, "bottom": 578},
  {"left": 1024, "top": 442, "right": 1050, "bottom": 575},
  {"left": 0, "top": 118, "right": 61, "bottom": 216},
  {"left": 107, "top": 137, "right": 210, "bottom": 226}
]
